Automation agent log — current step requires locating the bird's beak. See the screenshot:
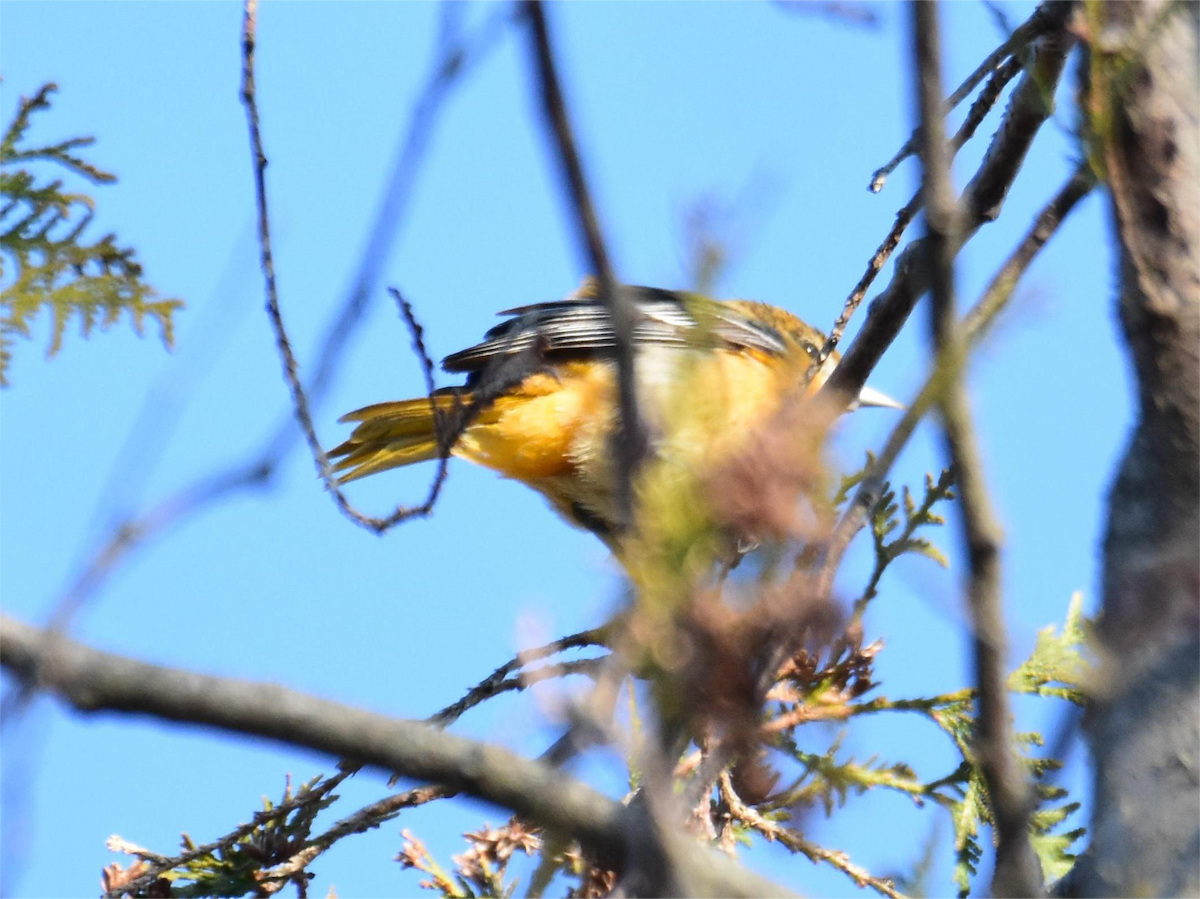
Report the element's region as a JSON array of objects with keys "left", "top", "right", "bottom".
[{"left": 855, "top": 384, "right": 905, "bottom": 410}]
